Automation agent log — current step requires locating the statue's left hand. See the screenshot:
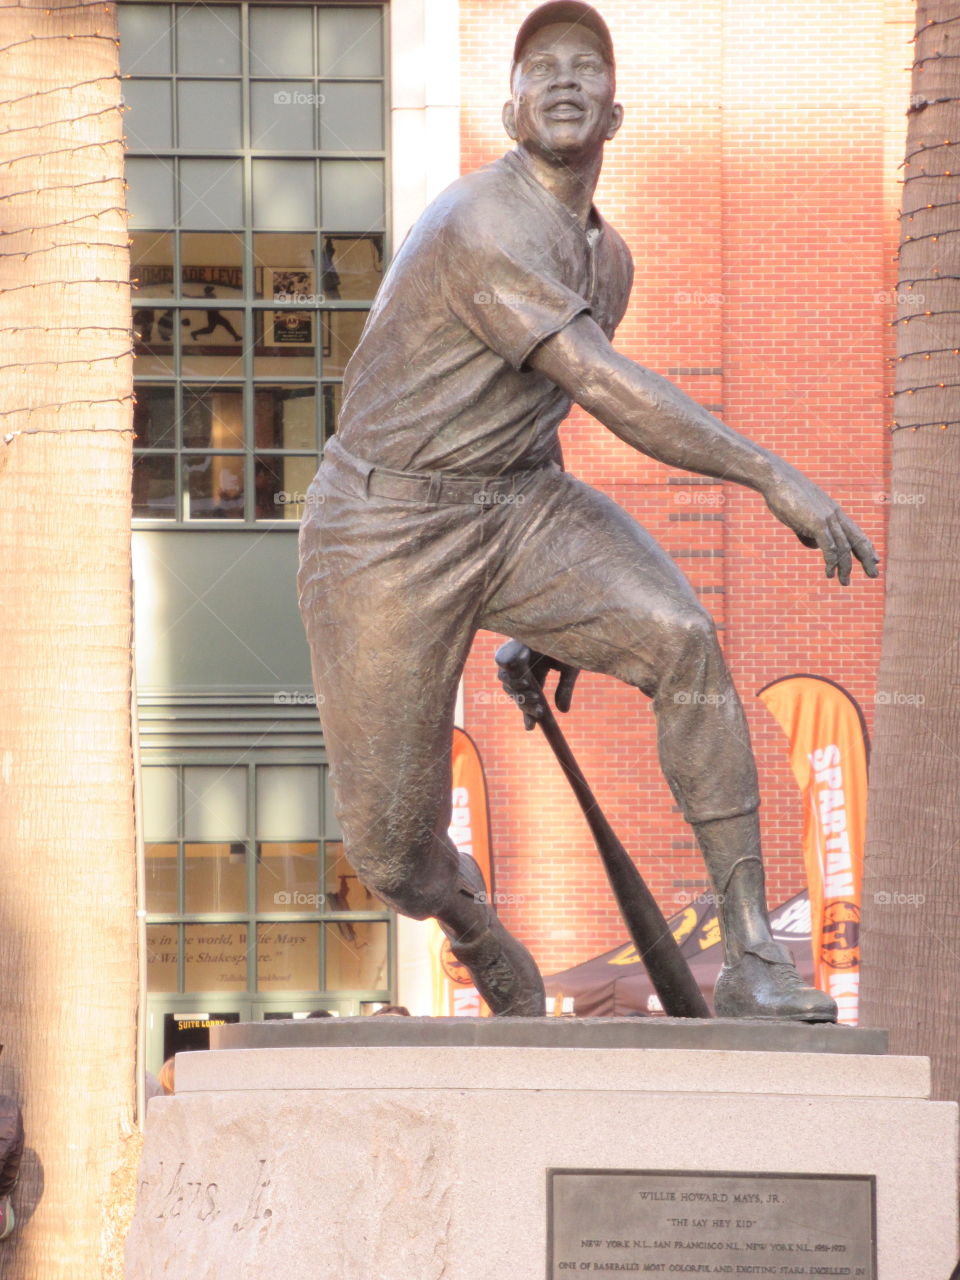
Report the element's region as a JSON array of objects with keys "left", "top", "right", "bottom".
[
  {"left": 762, "top": 466, "right": 880, "bottom": 586},
  {"left": 494, "top": 639, "right": 580, "bottom": 731}
]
